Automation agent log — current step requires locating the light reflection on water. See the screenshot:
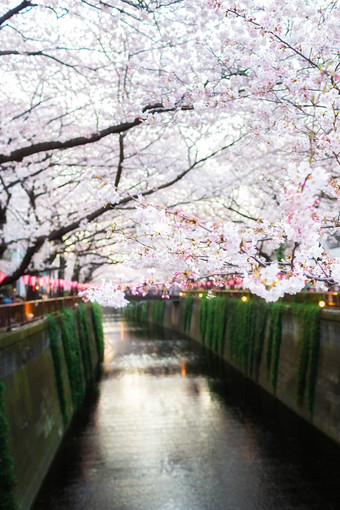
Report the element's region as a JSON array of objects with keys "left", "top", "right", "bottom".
[{"left": 33, "top": 315, "right": 340, "bottom": 510}]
